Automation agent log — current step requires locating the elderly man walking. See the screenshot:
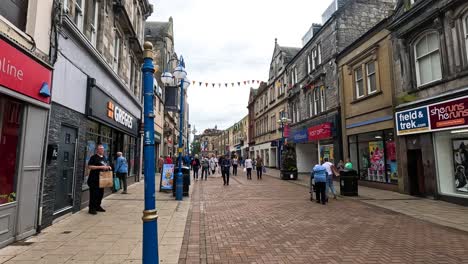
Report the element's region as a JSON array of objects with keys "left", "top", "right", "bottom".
[{"left": 115, "top": 151, "right": 129, "bottom": 194}]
